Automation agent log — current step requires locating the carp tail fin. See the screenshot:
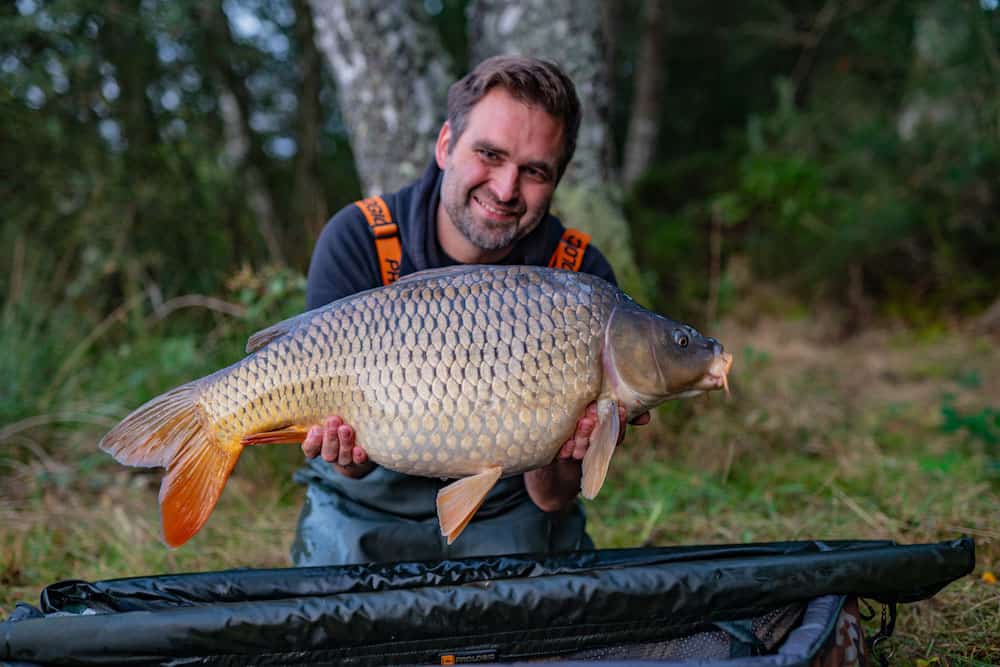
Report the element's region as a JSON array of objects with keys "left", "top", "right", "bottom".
[
  {"left": 100, "top": 378, "right": 241, "bottom": 548},
  {"left": 437, "top": 466, "right": 503, "bottom": 544},
  {"left": 581, "top": 399, "right": 621, "bottom": 499}
]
